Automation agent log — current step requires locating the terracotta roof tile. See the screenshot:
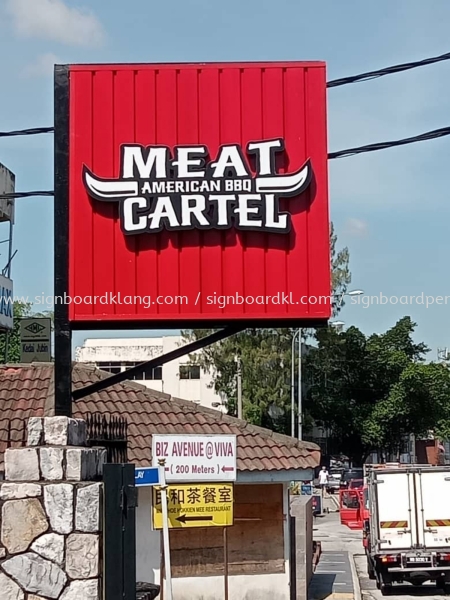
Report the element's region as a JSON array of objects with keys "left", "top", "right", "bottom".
[{"left": 0, "top": 363, "right": 320, "bottom": 473}]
